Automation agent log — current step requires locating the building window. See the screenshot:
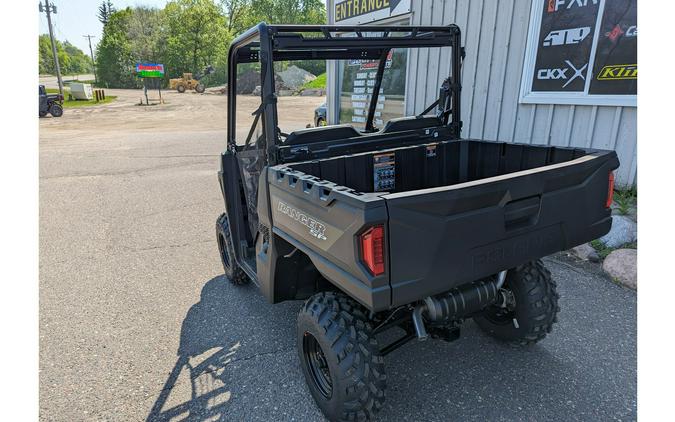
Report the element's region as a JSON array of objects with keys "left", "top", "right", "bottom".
[
  {"left": 520, "top": 0, "right": 636, "bottom": 107},
  {"left": 338, "top": 47, "right": 408, "bottom": 130}
]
